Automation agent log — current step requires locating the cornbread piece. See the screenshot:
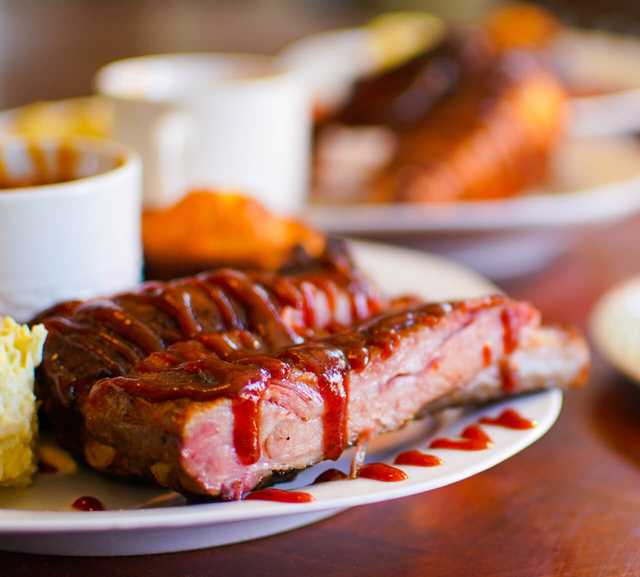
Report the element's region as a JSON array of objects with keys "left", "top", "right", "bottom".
[
  {"left": 82, "top": 296, "right": 588, "bottom": 499},
  {"left": 143, "top": 191, "right": 326, "bottom": 279},
  {"left": 35, "top": 243, "right": 383, "bottom": 451},
  {"left": 0, "top": 317, "right": 47, "bottom": 487}
]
